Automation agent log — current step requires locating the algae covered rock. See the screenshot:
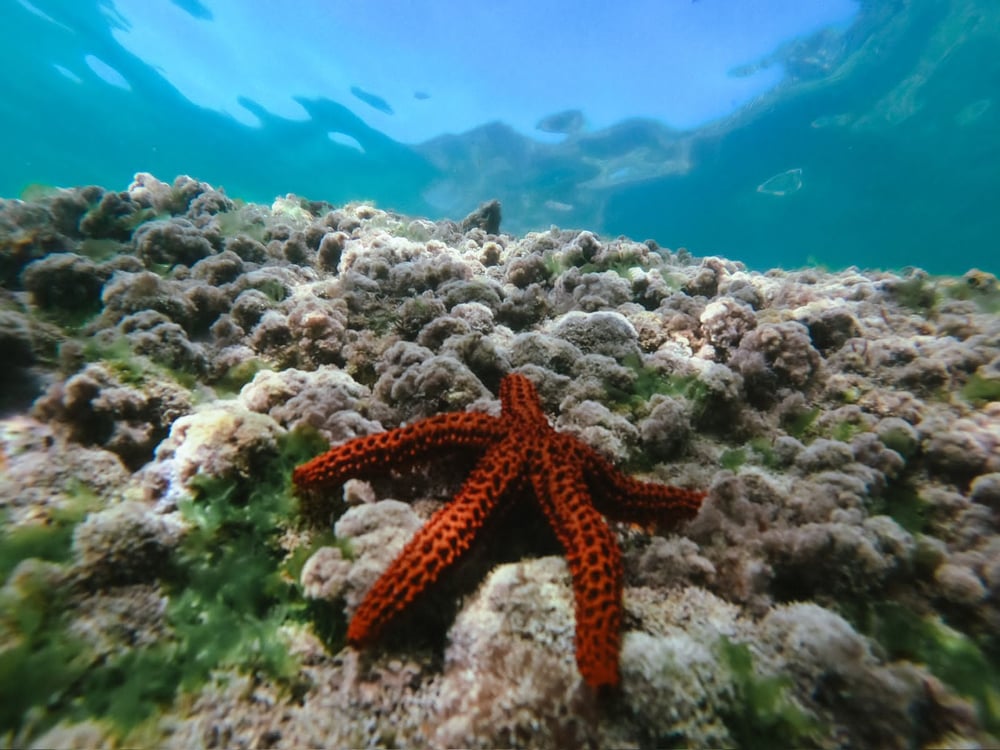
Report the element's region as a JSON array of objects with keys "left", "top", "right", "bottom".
[
  {"left": 33, "top": 361, "right": 193, "bottom": 470},
  {"left": 432, "top": 557, "right": 591, "bottom": 749},
  {"left": 2, "top": 174, "right": 999, "bottom": 748},
  {"left": 72, "top": 500, "right": 181, "bottom": 586},
  {"left": 144, "top": 402, "right": 285, "bottom": 504}
]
